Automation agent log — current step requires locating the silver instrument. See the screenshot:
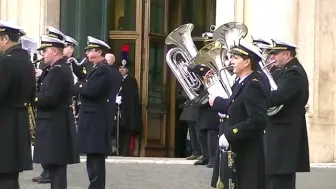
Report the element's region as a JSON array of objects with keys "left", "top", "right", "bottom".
[
  {"left": 191, "top": 22, "right": 248, "bottom": 99},
  {"left": 165, "top": 23, "right": 207, "bottom": 104},
  {"left": 66, "top": 57, "right": 87, "bottom": 72},
  {"left": 202, "top": 25, "right": 216, "bottom": 40},
  {"left": 258, "top": 48, "right": 284, "bottom": 116}
]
